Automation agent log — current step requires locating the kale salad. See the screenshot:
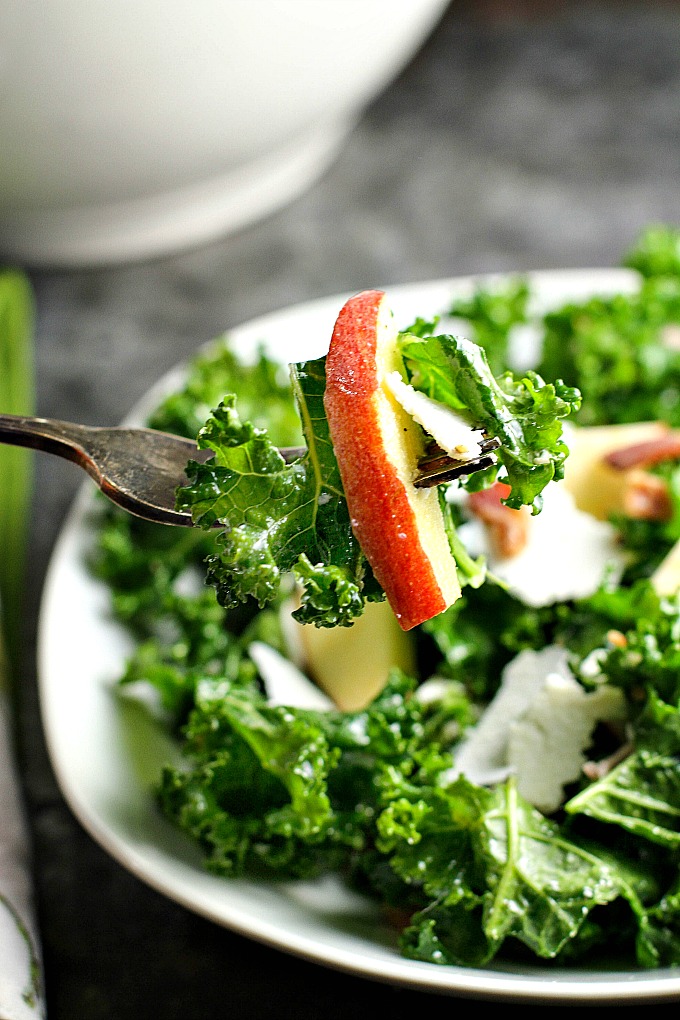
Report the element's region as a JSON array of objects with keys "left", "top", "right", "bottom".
[{"left": 91, "top": 225, "right": 680, "bottom": 971}]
